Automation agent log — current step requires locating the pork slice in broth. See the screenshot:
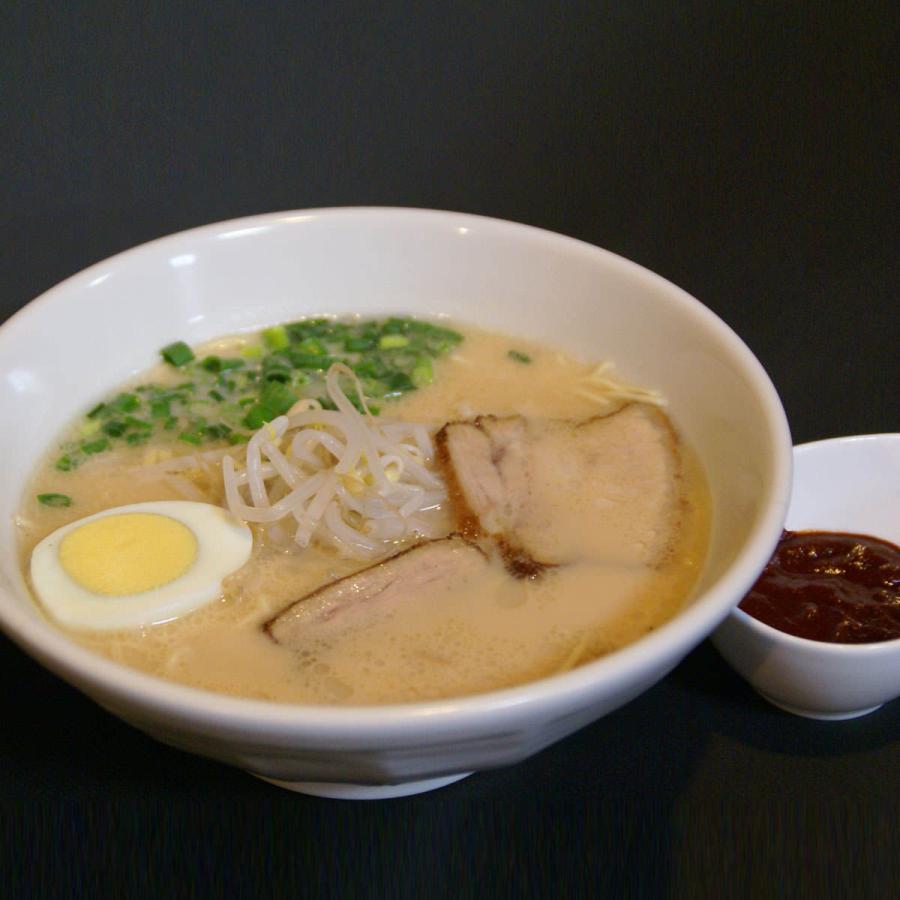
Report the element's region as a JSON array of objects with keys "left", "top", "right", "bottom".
[
  {"left": 264, "top": 535, "right": 489, "bottom": 646},
  {"left": 436, "top": 403, "right": 683, "bottom": 573}
]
